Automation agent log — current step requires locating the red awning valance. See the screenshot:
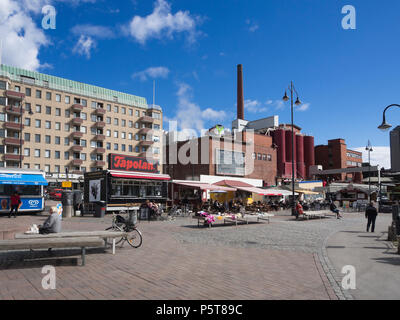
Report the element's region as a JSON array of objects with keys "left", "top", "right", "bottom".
[{"left": 110, "top": 170, "right": 170, "bottom": 180}]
